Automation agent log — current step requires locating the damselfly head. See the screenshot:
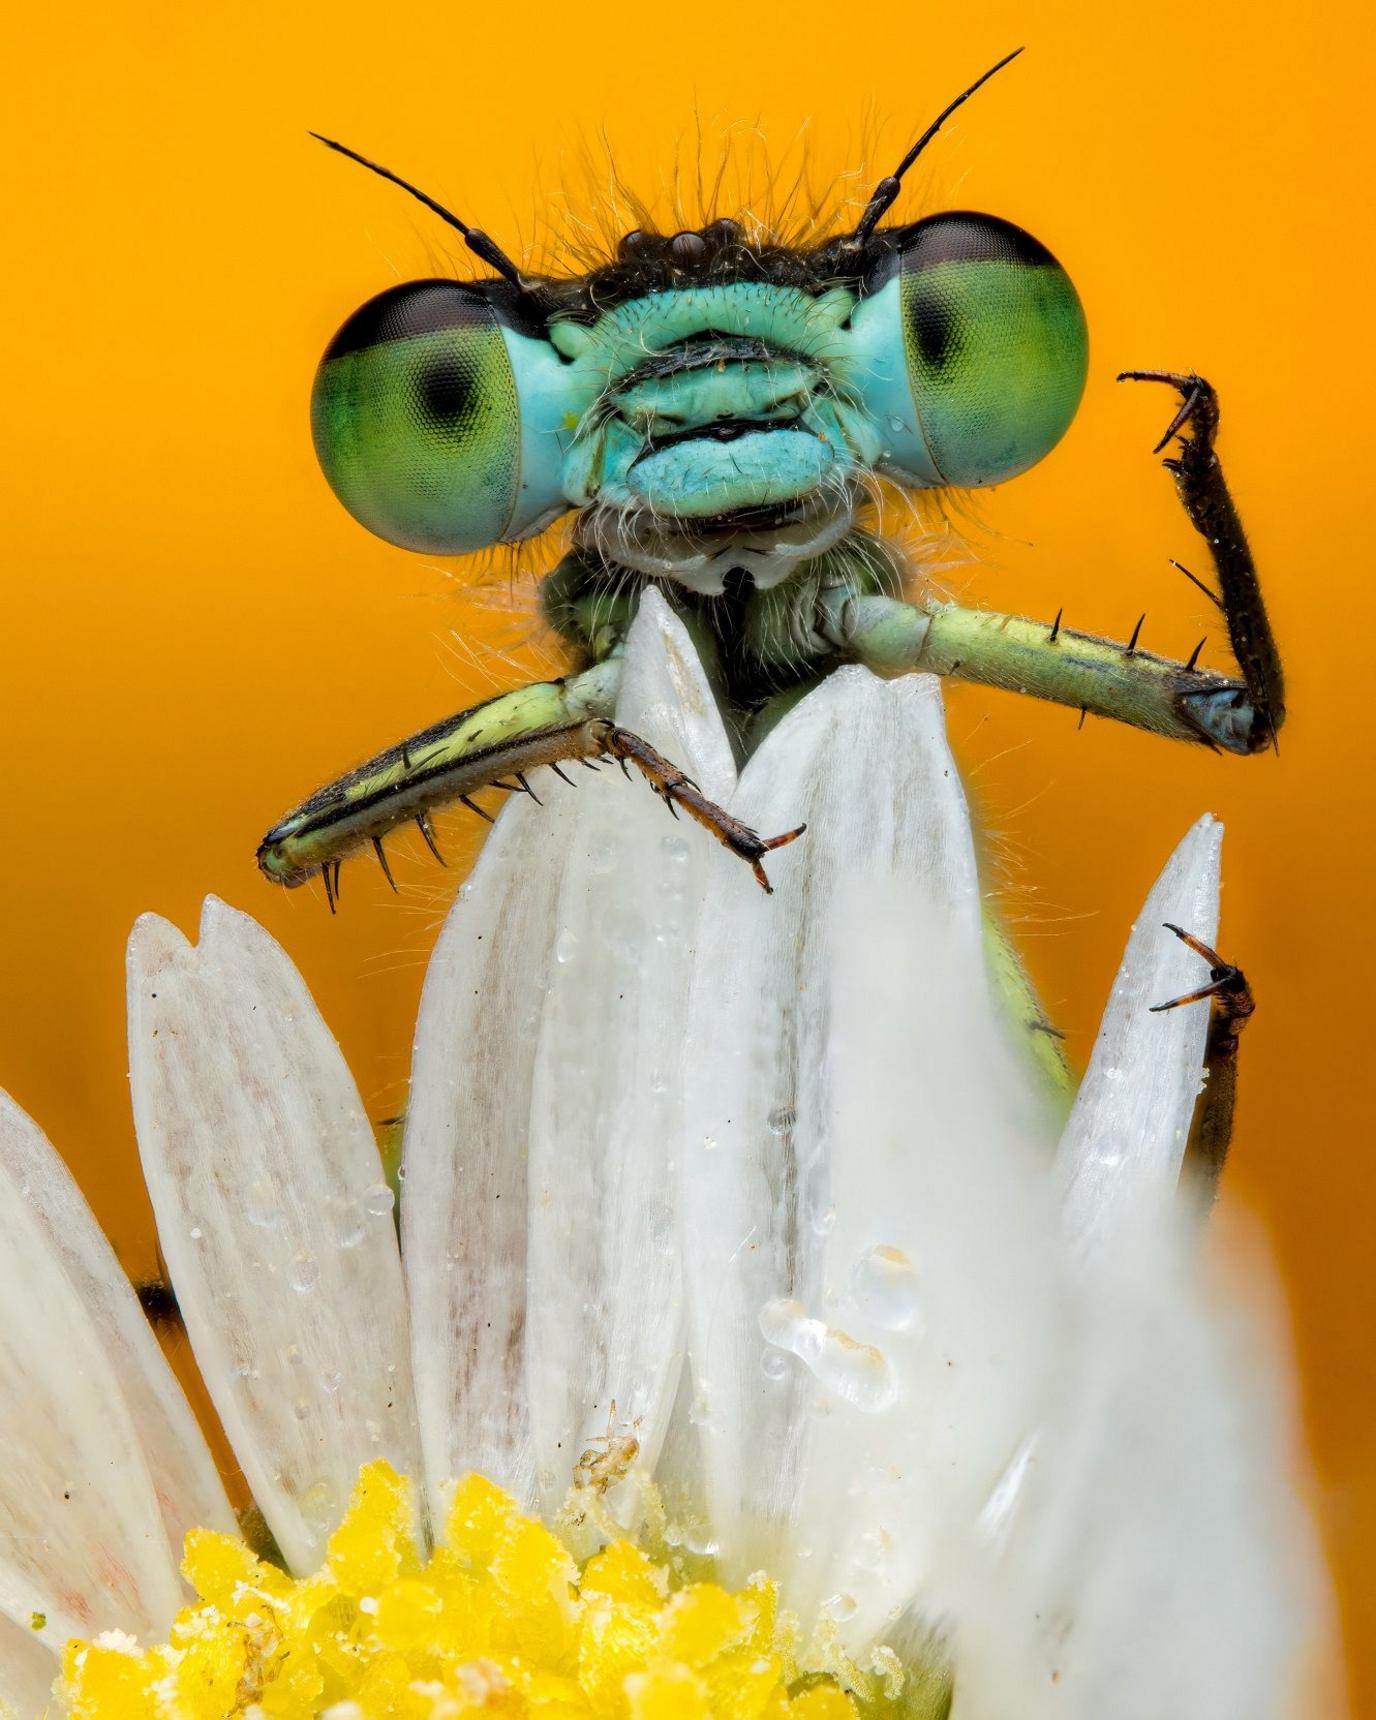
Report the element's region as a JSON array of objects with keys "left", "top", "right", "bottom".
[{"left": 309, "top": 52, "right": 1088, "bottom": 594}]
